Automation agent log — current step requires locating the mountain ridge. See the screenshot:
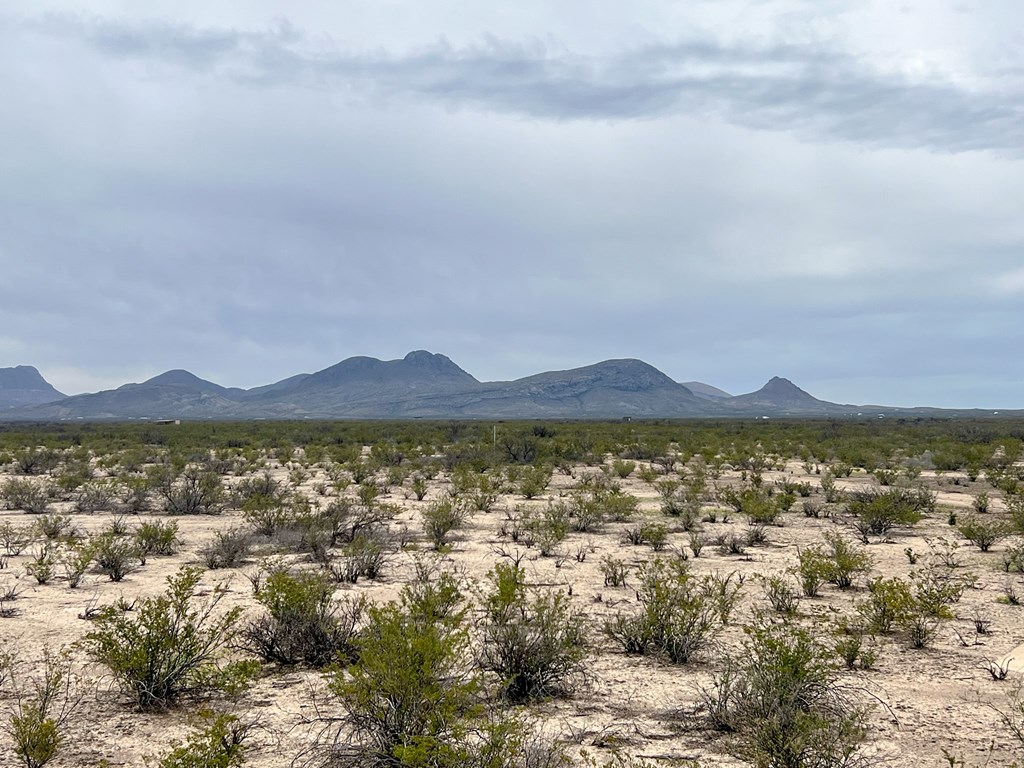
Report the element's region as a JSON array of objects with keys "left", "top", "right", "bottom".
[
  {"left": 2, "top": 354, "right": 1013, "bottom": 420},
  {"left": 0, "top": 366, "right": 66, "bottom": 409}
]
